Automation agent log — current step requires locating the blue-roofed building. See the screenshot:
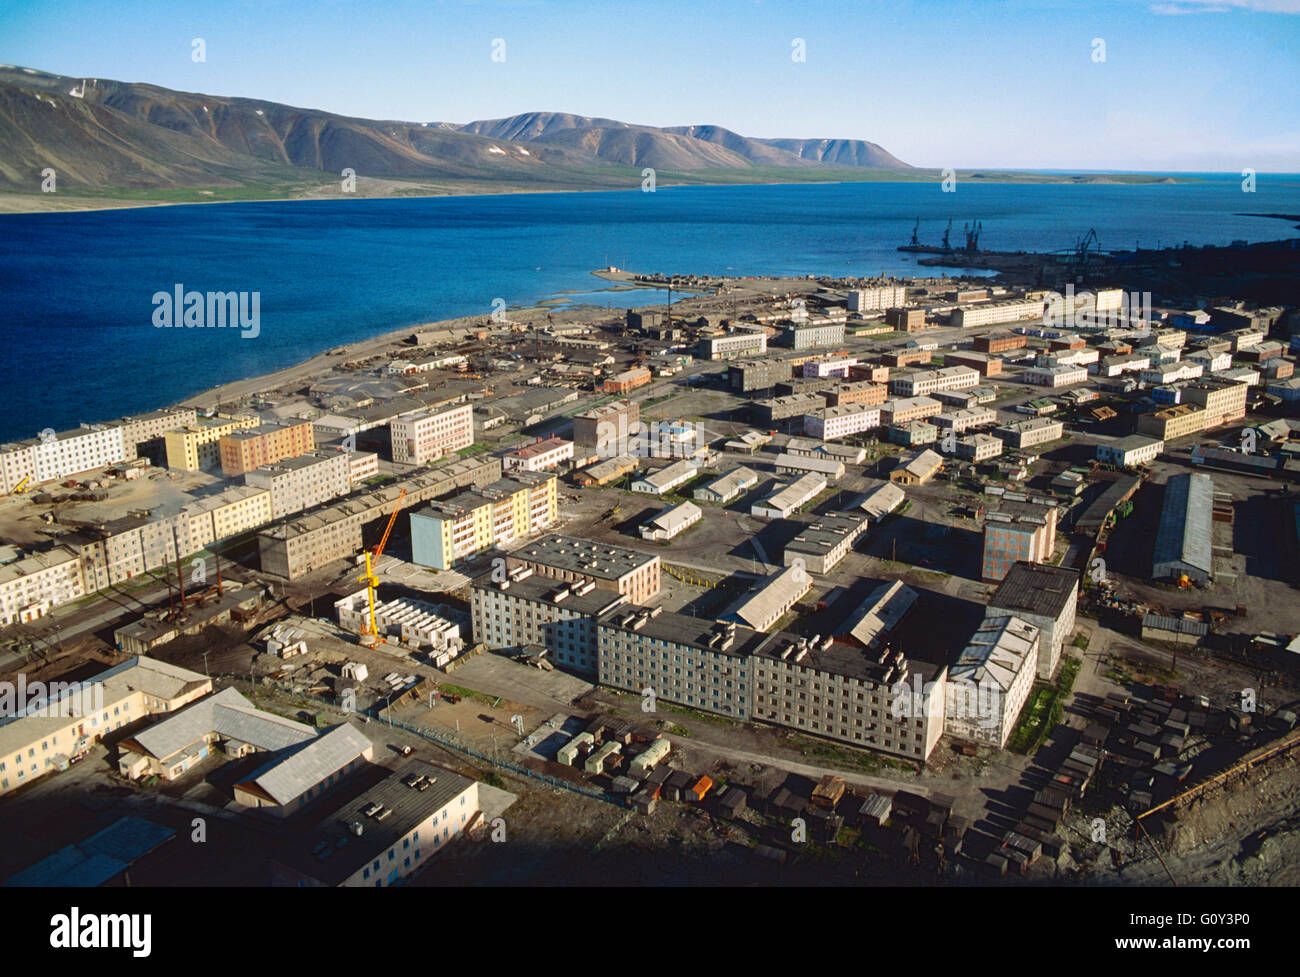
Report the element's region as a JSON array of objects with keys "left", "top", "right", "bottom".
[
  {"left": 1152, "top": 473, "right": 1215, "bottom": 585},
  {"left": 5, "top": 817, "right": 175, "bottom": 887}
]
